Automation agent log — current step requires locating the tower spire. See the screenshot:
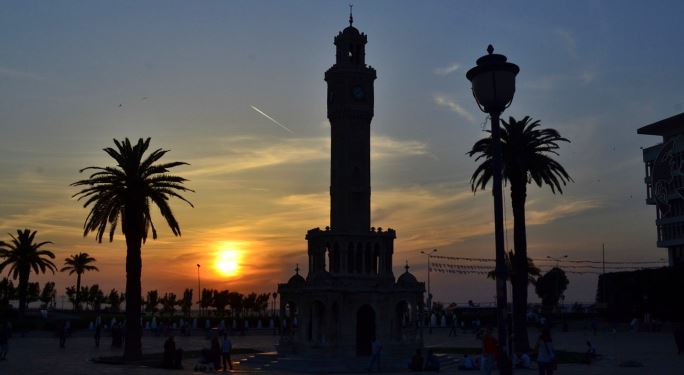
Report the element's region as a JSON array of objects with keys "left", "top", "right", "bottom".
[{"left": 349, "top": 4, "right": 353, "bottom": 26}]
